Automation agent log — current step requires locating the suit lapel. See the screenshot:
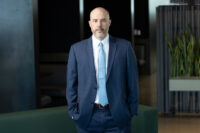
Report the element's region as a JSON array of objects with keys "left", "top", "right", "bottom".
[
  {"left": 86, "top": 37, "right": 97, "bottom": 83},
  {"left": 106, "top": 36, "right": 117, "bottom": 81}
]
